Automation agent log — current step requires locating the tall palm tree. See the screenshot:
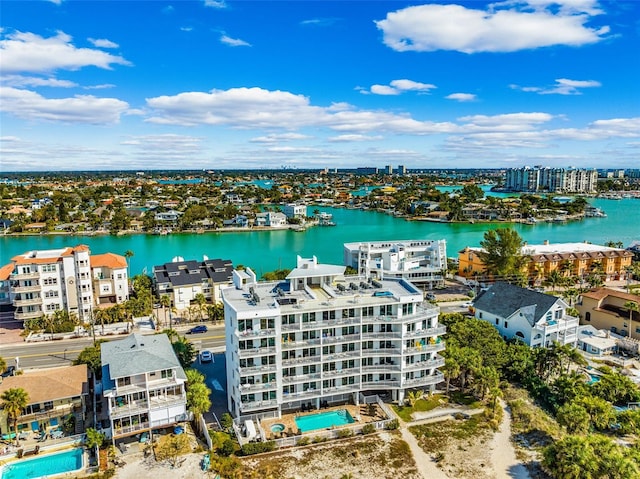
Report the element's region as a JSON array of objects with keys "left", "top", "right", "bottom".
[
  {"left": 623, "top": 300, "right": 638, "bottom": 337},
  {"left": 123, "top": 250, "right": 134, "bottom": 286},
  {"left": 1, "top": 388, "right": 29, "bottom": 446},
  {"left": 194, "top": 293, "right": 207, "bottom": 321},
  {"left": 160, "top": 294, "right": 171, "bottom": 327}
]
